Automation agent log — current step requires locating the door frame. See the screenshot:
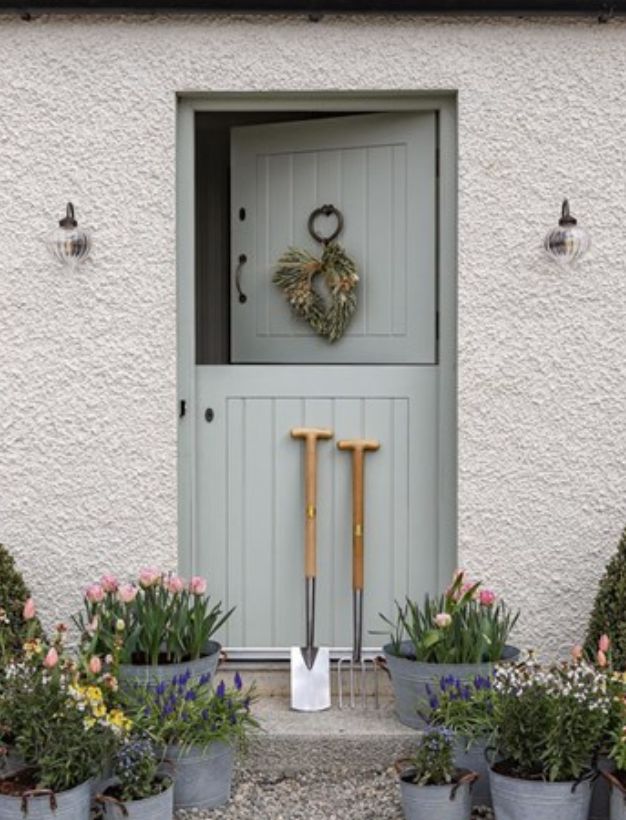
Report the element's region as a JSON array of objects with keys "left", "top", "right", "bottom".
[{"left": 176, "top": 92, "right": 458, "bottom": 652}]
